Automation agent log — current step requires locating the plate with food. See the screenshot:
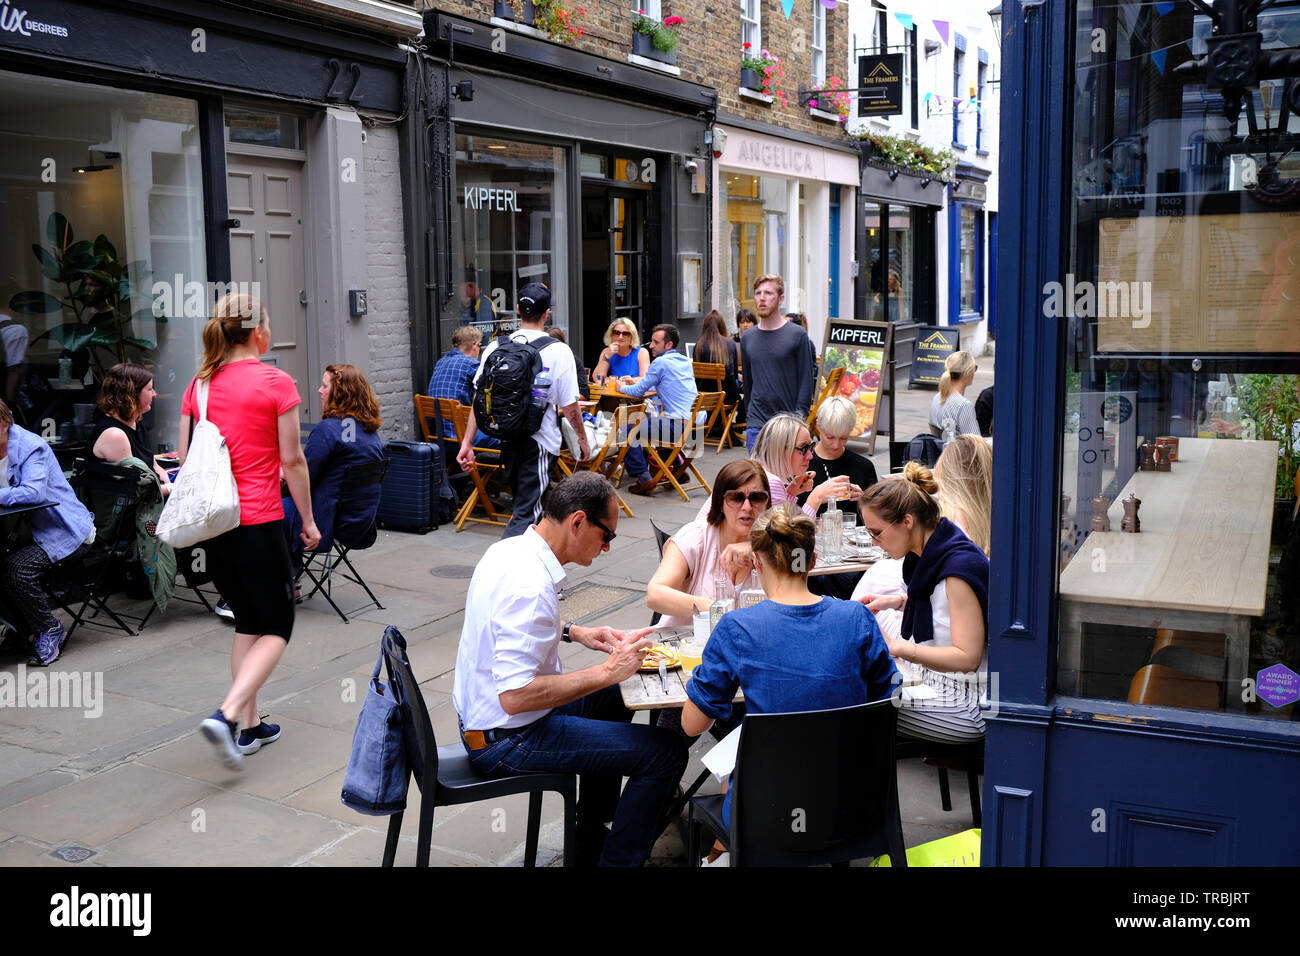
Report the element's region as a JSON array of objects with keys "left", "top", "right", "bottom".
[{"left": 639, "top": 644, "right": 682, "bottom": 672}]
